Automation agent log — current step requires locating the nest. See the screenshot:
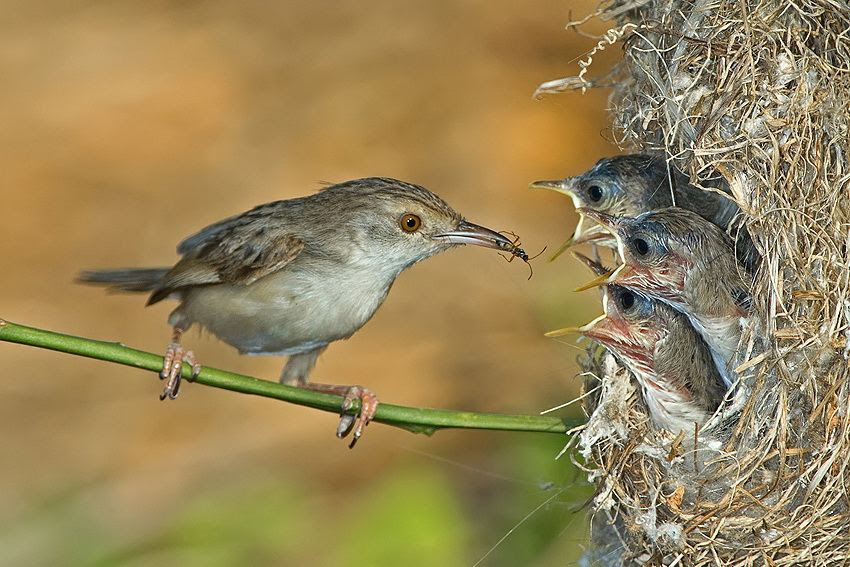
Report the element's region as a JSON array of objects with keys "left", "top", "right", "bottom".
[{"left": 540, "top": 1, "right": 850, "bottom": 564}]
